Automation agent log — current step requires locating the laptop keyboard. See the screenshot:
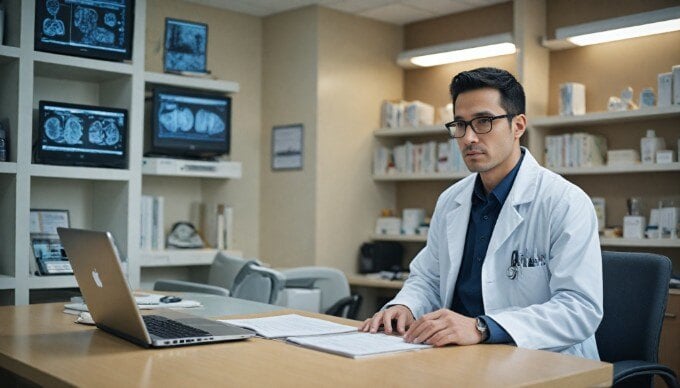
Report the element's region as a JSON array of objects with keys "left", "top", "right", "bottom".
[{"left": 143, "top": 315, "right": 211, "bottom": 339}]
